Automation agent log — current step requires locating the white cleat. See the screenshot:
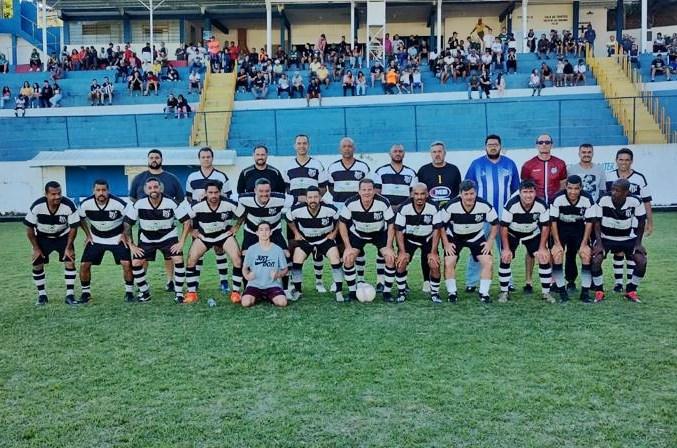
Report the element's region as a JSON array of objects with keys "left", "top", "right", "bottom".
[
  {"left": 498, "top": 291, "right": 510, "bottom": 303},
  {"left": 315, "top": 281, "right": 328, "bottom": 293},
  {"left": 422, "top": 281, "right": 431, "bottom": 293},
  {"left": 335, "top": 292, "right": 345, "bottom": 302},
  {"left": 542, "top": 292, "right": 556, "bottom": 304}
]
